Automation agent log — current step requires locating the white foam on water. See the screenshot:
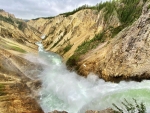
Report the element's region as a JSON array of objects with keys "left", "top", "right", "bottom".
[{"left": 33, "top": 42, "right": 150, "bottom": 113}]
